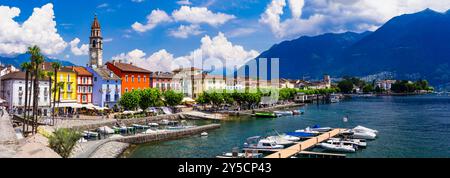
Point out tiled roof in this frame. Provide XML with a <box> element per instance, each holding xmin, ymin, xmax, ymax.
<box><xmin>92</xmin><ymin>67</ymin><xmax>121</xmax><ymax>80</ymax></box>
<box><xmin>172</xmin><ymin>67</ymin><xmax>202</xmax><ymax>73</ymax></box>
<box><xmin>152</xmin><ymin>71</ymin><xmax>173</xmax><ymax>79</ymax></box>
<box><xmin>106</xmin><ymin>62</ymin><xmax>151</xmax><ymax>73</ymax></box>
<box><xmin>72</xmin><ymin>66</ymin><xmax>93</xmax><ymax>76</ymax></box>
<box><xmin>1</xmin><ymin>71</ymin><xmax>48</xmax><ymax>81</ymax></box>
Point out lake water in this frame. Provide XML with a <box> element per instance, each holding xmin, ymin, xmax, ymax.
<box><xmin>126</xmin><ymin>95</ymin><xmax>450</xmax><ymax>158</ymax></box>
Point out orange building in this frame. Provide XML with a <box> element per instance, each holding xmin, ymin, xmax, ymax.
<box><xmin>106</xmin><ymin>60</ymin><xmax>151</xmax><ymax>94</ymax></box>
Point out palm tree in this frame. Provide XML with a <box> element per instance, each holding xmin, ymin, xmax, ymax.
<box><xmin>27</xmin><ymin>45</ymin><xmax>44</xmax><ymax>134</ymax></box>
<box><xmin>20</xmin><ymin>62</ymin><xmax>31</xmax><ymax>135</ymax></box>
<box><xmin>51</xmin><ymin>62</ymin><xmax>61</xmax><ymax>124</ymax></box>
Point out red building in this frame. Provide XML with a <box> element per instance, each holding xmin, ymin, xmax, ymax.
<box><xmin>73</xmin><ymin>66</ymin><xmax>93</xmax><ymax>104</ymax></box>
<box><xmin>106</xmin><ymin>60</ymin><xmax>151</xmax><ymax>94</ymax></box>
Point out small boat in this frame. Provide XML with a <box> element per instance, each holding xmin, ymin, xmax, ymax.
<box><xmin>292</xmin><ymin>109</ymin><xmax>304</xmax><ymax>115</ymax></box>
<box><xmin>201</xmin><ymin>132</ymin><xmax>208</xmax><ymax>137</ymax></box>
<box><xmin>273</xmin><ymin>111</ymin><xmax>293</xmax><ymax>116</ymax></box>
<box><xmin>266</xmin><ymin>136</ymin><xmax>294</xmax><ymax>145</ymax></box>
<box><xmin>319</xmin><ymin>142</ymin><xmax>356</xmax><ymax>153</ymax></box>
<box><xmin>82</xmin><ymin>131</ymin><xmax>99</xmax><ymax>137</ymax></box>
<box><xmin>328</xmin><ymin>138</ymin><xmax>367</xmax><ymax>148</ymax></box>
<box><xmin>342</xmin><ymin>129</ymin><xmax>377</xmax><ymax>140</ymax></box>
<box><xmin>253</xmin><ymin>112</ymin><xmax>277</xmax><ymax>118</ymax></box>
<box><xmin>216</xmin><ymin>152</ymin><xmax>263</xmax><ymax>158</ymax></box>
<box><xmin>286</xmin><ymin>132</ymin><xmax>315</xmax><ymax>138</ymax></box>
<box><xmin>159</xmin><ymin>119</ymin><xmax>170</xmax><ymax>125</ymax></box>
<box><xmin>78</xmin><ymin>137</ymin><xmax>88</xmax><ymax>143</ymax></box>
<box><xmin>295</xmin><ymin>127</ymin><xmax>320</xmax><ymax>134</ymax></box>
<box><xmin>330</xmin><ymin>98</ymin><xmax>340</xmax><ymax>103</ymax></box>
<box><xmin>132</xmin><ymin>124</ymin><xmax>150</xmax><ymax>129</ymax></box>
<box><xmin>143</xmin><ymin>129</ymin><xmax>158</xmax><ymax>134</ymax></box>
<box><xmin>96</xmin><ymin>126</ymin><xmax>115</xmax><ymax>134</ymax></box>
<box><xmin>353</xmin><ymin>125</ymin><xmax>378</xmax><ymax>134</ymax></box>
<box><xmin>310</xmin><ymin>125</ymin><xmax>333</xmax><ymax>132</ymax></box>
<box><xmin>148</xmin><ymin>123</ymin><xmax>159</xmax><ymax>127</ymax></box>
<box><xmin>112</xmin><ymin>126</ymin><xmax>128</xmax><ymax>133</ymax></box>
<box><xmin>243</xmin><ymin>136</ymin><xmax>284</xmax><ymax>149</ymax></box>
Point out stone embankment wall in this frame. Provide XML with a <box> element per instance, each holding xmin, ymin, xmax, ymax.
<box><xmin>116</xmin><ymin>124</ymin><xmax>220</xmax><ymax>144</ymax></box>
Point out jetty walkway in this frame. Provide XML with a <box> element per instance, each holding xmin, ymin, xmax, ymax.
<box><xmin>265</xmin><ymin>128</ymin><xmax>345</xmax><ymax>158</ymax></box>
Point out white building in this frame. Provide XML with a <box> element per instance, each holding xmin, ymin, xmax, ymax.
<box><xmin>1</xmin><ymin>71</ymin><xmax>51</xmax><ymax>116</ymax></box>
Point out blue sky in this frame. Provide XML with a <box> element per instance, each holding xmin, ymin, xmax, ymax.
<box><xmin>1</xmin><ymin>0</ymin><xmax>449</xmax><ymax>71</ymax></box>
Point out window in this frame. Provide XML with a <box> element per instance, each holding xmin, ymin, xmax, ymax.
<box><xmin>60</xmin><ymin>74</ymin><xmax>63</xmax><ymax>81</ymax></box>
<box><xmin>105</xmin><ymin>94</ymin><xmax>110</xmax><ymax>102</ymax></box>
<box><xmin>83</xmin><ymin>77</ymin><xmax>86</xmax><ymax>84</ymax></box>
<box><xmin>19</xmin><ymin>87</ymin><xmax>22</xmax><ymax>91</ymax></box>
<box><xmin>82</xmin><ymin>95</ymin><xmax>86</xmax><ymax>102</ymax></box>
<box><xmin>138</xmin><ymin>75</ymin><xmax>141</xmax><ymax>82</ymax></box>
<box><xmin>83</xmin><ymin>86</ymin><xmax>86</xmax><ymax>93</ymax></box>
<box><xmin>144</xmin><ymin>76</ymin><xmax>146</xmax><ymax>82</ymax></box>
<box><xmin>89</xmin><ymin>86</ymin><xmax>92</xmax><ymax>93</ymax></box>
<box><xmin>125</xmin><ymin>88</ymin><xmax>128</xmax><ymax>93</ymax></box>
<box><xmin>67</xmin><ymin>74</ymin><xmax>70</xmax><ymax>82</ymax></box>
<box><xmin>67</xmin><ymin>84</ymin><xmax>71</xmax><ymax>91</ymax></box>
<box><xmin>19</xmin><ymin>97</ymin><xmax>22</xmax><ymax>105</ymax></box>
<box><xmin>94</xmin><ymin>77</ymin><xmax>97</xmax><ymax>82</ymax></box>
<box><xmin>156</xmin><ymin>83</ymin><xmax>160</xmax><ymax>89</ymax></box>
<box><xmin>132</xmin><ymin>75</ymin><xmax>135</xmax><ymax>82</ymax></box>
<box><xmin>114</xmin><ymin>93</ymin><xmax>119</xmax><ymax>101</ymax></box>
<box><xmin>125</xmin><ymin>75</ymin><xmax>128</xmax><ymax>82</ymax></box>
<box><xmin>78</xmin><ymin>86</ymin><xmax>81</xmax><ymax>92</ymax></box>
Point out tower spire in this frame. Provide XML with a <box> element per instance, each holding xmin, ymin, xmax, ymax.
<box><xmin>89</xmin><ymin>15</ymin><xmax>103</xmax><ymax>68</ymax></box>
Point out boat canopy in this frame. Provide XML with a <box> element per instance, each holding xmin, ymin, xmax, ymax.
<box><xmin>286</xmin><ymin>132</ymin><xmax>315</xmax><ymax>137</ymax></box>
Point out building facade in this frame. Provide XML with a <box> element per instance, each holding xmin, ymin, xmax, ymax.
<box><xmin>1</xmin><ymin>72</ymin><xmax>51</xmax><ymax>115</ymax></box>
<box><xmin>106</xmin><ymin>60</ymin><xmax>151</xmax><ymax>94</ymax></box>
<box><xmin>150</xmin><ymin>71</ymin><xmax>177</xmax><ymax>91</ymax></box>
<box><xmin>73</xmin><ymin>67</ymin><xmax>93</xmax><ymax>104</ymax></box>
<box><xmin>86</xmin><ymin>66</ymin><xmax>121</xmax><ymax>109</ymax></box>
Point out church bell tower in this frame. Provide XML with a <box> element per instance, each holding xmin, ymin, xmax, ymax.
<box><xmin>89</xmin><ymin>15</ymin><xmax>103</xmax><ymax>68</ymax></box>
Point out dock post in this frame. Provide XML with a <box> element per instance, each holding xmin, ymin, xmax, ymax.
<box><xmin>316</xmin><ymin>137</ymin><xmax>319</xmax><ymax>143</ymax></box>
<box><xmin>278</xmin><ymin>153</ymin><xmax>281</xmax><ymax>158</ymax></box>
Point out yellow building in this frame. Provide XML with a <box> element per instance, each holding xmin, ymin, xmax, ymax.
<box><xmin>40</xmin><ymin>63</ymin><xmax>78</xmax><ymax>114</ymax></box>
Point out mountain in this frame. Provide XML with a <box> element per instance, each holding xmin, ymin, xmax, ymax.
<box><xmin>0</xmin><ymin>53</ymin><xmax>75</xmax><ymax>68</ymax></box>
<box><xmin>248</xmin><ymin>9</ymin><xmax>450</xmax><ymax>85</ymax></box>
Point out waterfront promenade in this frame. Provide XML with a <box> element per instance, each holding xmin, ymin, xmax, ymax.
<box><xmin>0</xmin><ymin>109</ymin><xmax>18</xmax><ymax>157</ymax></box>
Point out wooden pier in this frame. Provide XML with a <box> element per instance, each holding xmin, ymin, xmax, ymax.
<box><xmin>265</xmin><ymin>128</ymin><xmax>345</xmax><ymax>158</ymax></box>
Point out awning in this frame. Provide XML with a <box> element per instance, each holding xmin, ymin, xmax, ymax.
<box><xmin>56</xmin><ymin>102</ymin><xmax>83</xmax><ymax>108</ymax></box>
<box><xmin>182</xmin><ymin>97</ymin><xmax>195</xmax><ymax>103</ymax></box>
<box><xmin>81</xmin><ymin>103</ymin><xmax>96</xmax><ymax>109</ymax></box>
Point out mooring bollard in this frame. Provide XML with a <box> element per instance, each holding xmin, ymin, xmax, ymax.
<box><xmin>279</xmin><ymin>153</ymin><xmax>281</xmax><ymax>158</ymax></box>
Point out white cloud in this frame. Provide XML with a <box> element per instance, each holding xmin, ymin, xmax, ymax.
<box><xmin>176</xmin><ymin>0</ymin><xmax>192</xmax><ymax>5</ymax></box>
<box><xmin>132</xmin><ymin>9</ymin><xmax>172</xmax><ymax>32</ymax></box>
<box><xmin>169</xmin><ymin>24</ymin><xmax>203</xmax><ymax>38</ymax></box>
<box><xmin>131</xmin><ymin>0</ymin><xmax>145</xmax><ymax>3</ymax></box>
<box><xmin>104</xmin><ymin>38</ymin><xmax>113</xmax><ymax>42</ymax></box>
<box><xmin>97</xmin><ymin>3</ymin><xmax>109</xmax><ymax>8</ymax></box>
<box><xmin>260</xmin><ymin>0</ymin><xmax>450</xmax><ymax>38</ymax></box>
<box><xmin>112</xmin><ymin>32</ymin><xmax>259</xmax><ymax>72</ymax></box>
<box><xmin>172</xmin><ymin>6</ymin><xmax>236</xmax><ymax>26</ymax></box>
<box><xmin>69</xmin><ymin>38</ymin><xmax>89</xmax><ymax>56</ymax></box>
<box><xmin>0</xmin><ymin>3</ymin><xmax>67</xmax><ymax>56</ymax></box>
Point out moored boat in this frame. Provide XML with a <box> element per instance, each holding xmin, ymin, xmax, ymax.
<box><xmin>96</xmin><ymin>126</ymin><xmax>115</xmax><ymax>134</ymax></box>
<box><xmin>243</xmin><ymin>136</ymin><xmax>284</xmax><ymax>149</ymax></box>
<box><xmin>319</xmin><ymin>142</ymin><xmax>356</xmax><ymax>153</ymax></box>
<box><xmin>253</xmin><ymin>112</ymin><xmax>277</xmax><ymax>118</ymax></box>
<box><xmin>327</xmin><ymin>138</ymin><xmax>367</xmax><ymax>148</ymax></box>
<box><xmin>273</xmin><ymin>111</ymin><xmax>293</xmax><ymax>116</ymax></box>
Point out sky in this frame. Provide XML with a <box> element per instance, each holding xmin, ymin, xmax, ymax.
<box><xmin>1</xmin><ymin>0</ymin><xmax>450</xmax><ymax>72</ymax></box>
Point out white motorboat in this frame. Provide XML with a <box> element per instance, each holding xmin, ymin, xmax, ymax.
<box><xmin>319</xmin><ymin>142</ymin><xmax>356</xmax><ymax>153</ymax></box>
<box><xmin>310</xmin><ymin>125</ymin><xmax>333</xmax><ymax>132</ymax></box>
<box><xmin>280</xmin><ymin>134</ymin><xmax>300</xmax><ymax>142</ymax></box>
<box><xmin>243</xmin><ymin>136</ymin><xmax>284</xmax><ymax>149</ymax></box>
<box><xmin>148</xmin><ymin>123</ymin><xmax>159</xmax><ymax>127</ymax></box>
<box><xmin>266</xmin><ymin>136</ymin><xmax>294</xmax><ymax>146</ymax></box>
<box><xmin>273</xmin><ymin>111</ymin><xmax>293</xmax><ymax>116</ymax></box>
<box><xmin>201</xmin><ymin>132</ymin><xmax>208</xmax><ymax>136</ymax></box>
<box><xmin>216</xmin><ymin>152</ymin><xmax>263</xmax><ymax>158</ymax></box>
<box><xmin>96</xmin><ymin>126</ymin><xmax>115</xmax><ymax>134</ymax></box>
<box><xmin>143</xmin><ymin>129</ymin><xmax>158</xmax><ymax>134</ymax></box>
<box><xmin>327</xmin><ymin>138</ymin><xmax>367</xmax><ymax>148</ymax></box>
<box><xmin>82</xmin><ymin>131</ymin><xmax>99</xmax><ymax>137</ymax></box>
<box><xmin>353</xmin><ymin>125</ymin><xmax>378</xmax><ymax>134</ymax></box>
<box><xmin>295</xmin><ymin>127</ymin><xmax>320</xmax><ymax>134</ymax></box>
<box><xmin>159</xmin><ymin>119</ymin><xmax>170</xmax><ymax>125</ymax></box>
<box><xmin>342</xmin><ymin>129</ymin><xmax>377</xmax><ymax>140</ymax></box>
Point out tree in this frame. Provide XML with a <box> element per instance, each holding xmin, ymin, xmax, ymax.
<box><xmin>20</xmin><ymin>62</ymin><xmax>32</xmax><ymax>134</ymax></box>
<box><xmin>363</xmin><ymin>84</ymin><xmax>374</xmax><ymax>93</ymax></box>
<box><xmin>338</xmin><ymin>80</ymin><xmax>354</xmax><ymax>93</ymax></box>
<box><xmin>48</xmin><ymin>128</ymin><xmax>82</xmax><ymax>158</ymax></box>
<box><xmin>51</xmin><ymin>62</ymin><xmax>61</xmax><ymax>125</ymax></box>
<box><xmin>119</xmin><ymin>91</ymin><xmax>140</xmax><ymax>110</ymax></box>
<box><xmin>139</xmin><ymin>88</ymin><xmax>163</xmax><ymax>111</ymax></box>
<box><xmin>27</xmin><ymin>46</ymin><xmax>45</xmax><ymax>134</ymax></box>
<box><xmin>207</xmin><ymin>91</ymin><xmax>224</xmax><ymax>109</ymax></box>
<box><xmin>163</xmin><ymin>90</ymin><xmax>183</xmax><ymax>108</ymax></box>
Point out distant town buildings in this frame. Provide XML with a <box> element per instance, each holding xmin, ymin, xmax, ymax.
<box><xmin>86</xmin><ymin>66</ymin><xmax>121</xmax><ymax>109</ymax></box>
<box><xmin>376</xmin><ymin>80</ymin><xmax>396</xmax><ymax>91</ymax></box>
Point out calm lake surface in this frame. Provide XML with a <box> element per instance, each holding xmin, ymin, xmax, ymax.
<box><xmin>126</xmin><ymin>95</ymin><xmax>450</xmax><ymax>158</ymax></box>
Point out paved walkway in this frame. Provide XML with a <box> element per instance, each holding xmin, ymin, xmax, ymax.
<box><xmin>0</xmin><ymin>109</ymin><xmax>18</xmax><ymax>157</ymax></box>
